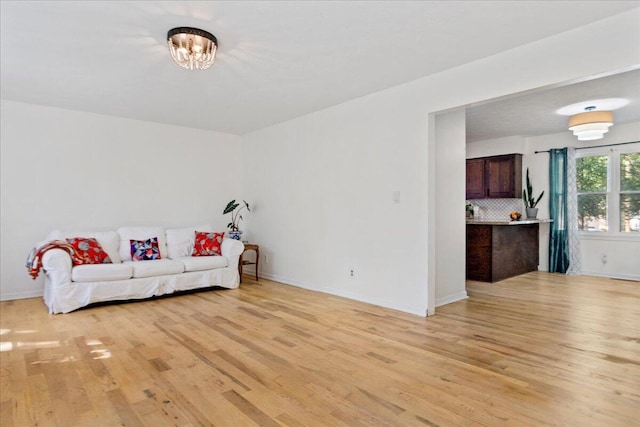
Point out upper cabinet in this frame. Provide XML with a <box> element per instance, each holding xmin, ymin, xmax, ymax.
<box><xmin>466</xmin><ymin>154</ymin><xmax>522</xmax><ymax>199</ymax></box>
<box><xmin>465</xmin><ymin>158</ymin><xmax>486</xmax><ymax>199</ymax></box>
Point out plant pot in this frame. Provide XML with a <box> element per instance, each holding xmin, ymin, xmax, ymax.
<box><xmin>525</xmin><ymin>207</ymin><xmax>538</xmax><ymax>219</ymax></box>
<box><xmin>228</xmin><ymin>230</ymin><xmax>243</xmax><ymax>240</ymax></box>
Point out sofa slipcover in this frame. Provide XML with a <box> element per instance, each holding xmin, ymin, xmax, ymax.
<box><xmin>40</xmin><ymin>224</ymin><xmax>243</xmax><ymax>313</ymax></box>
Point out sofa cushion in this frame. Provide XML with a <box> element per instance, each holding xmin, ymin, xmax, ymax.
<box><xmin>192</xmin><ymin>231</ymin><xmax>225</xmax><ymax>256</ymax></box>
<box><xmin>165</xmin><ymin>224</ymin><xmax>211</xmax><ymax>259</ymax></box>
<box><xmin>66</xmin><ymin>237</ymin><xmax>112</xmax><ymax>266</ymax></box>
<box><xmin>124</xmin><ymin>259</ymin><xmax>184</xmax><ymax>278</ymax></box>
<box><xmin>118</xmin><ymin>227</ymin><xmax>168</xmax><ymax>261</ymax></box>
<box><xmin>48</xmin><ymin>230</ymin><xmax>121</xmax><ymax>263</ymax></box>
<box><xmin>71</xmin><ymin>263</ymin><xmax>133</xmax><ymax>282</ymax></box>
<box><xmin>179</xmin><ymin>256</ymin><xmax>228</xmax><ymax>272</ymax></box>
<box><xmin>130</xmin><ymin>237</ymin><xmax>162</xmax><ymax>261</ymax></box>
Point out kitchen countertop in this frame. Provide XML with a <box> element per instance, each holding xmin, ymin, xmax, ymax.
<box><xmin>466</xmin><ymin>219</ymin><xmax>553</xmax><ymax>225</ymax></box>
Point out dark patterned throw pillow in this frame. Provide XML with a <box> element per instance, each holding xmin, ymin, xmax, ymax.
<box><xmin>130</xmin><ymin>237</ymin><xmax>162</xmax><ymax>261</ymax></box>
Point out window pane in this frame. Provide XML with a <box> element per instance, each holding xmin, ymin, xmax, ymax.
<box><xmin>620</xmin><ymin>152</ymin><xmax>640</xmax><ymax>191</ymax></box>
<box><xmin>576</xmin><ymin>156</ymin><xmax>607</xmax><ymax>192</ymax></box>
<box><xmin>620</xmin><ymin>193</ymin><xmax>640</xmax><ymax>232</ymax></box>
<box><xmin>578</xmin><ymin>194</ymin><xmax>607</xmax><ymax>231</ymax></box>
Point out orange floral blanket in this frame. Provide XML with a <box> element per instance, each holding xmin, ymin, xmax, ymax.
<box><xmin>26</xmin><ymin>240</ymin><xmax>78</xmax><ymax>280</ymax></box>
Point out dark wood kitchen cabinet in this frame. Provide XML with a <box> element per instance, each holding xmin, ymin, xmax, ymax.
<box><xmin>466</xmin><ymin>223</ymin><xmax>539</xmax><ymax>282</ymax></box>
<box><xmin>466</xmin><ymin>154</ymin><xmax>522</xmax><ymax>199</ymax></box>
<box><xmin>465</xmin><ymin>158</ymin><xmax>485</xmax><ymax>199</ymax></box>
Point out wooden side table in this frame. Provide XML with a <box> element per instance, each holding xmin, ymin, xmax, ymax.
<box><xmin>239</xmin><ymin>243</ymin><xmax>259</xmax><ymax>283</ymax></box>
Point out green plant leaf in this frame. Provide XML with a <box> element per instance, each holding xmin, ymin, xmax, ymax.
<box><xmin>223</xmin><ymin>200</ymin><xmax>239</xmax><ymax>215</ymax></box>
<box><xmin>522</xmin><ymin>168</ymin><xmax>544</xmax><ymax>208</ymax></box>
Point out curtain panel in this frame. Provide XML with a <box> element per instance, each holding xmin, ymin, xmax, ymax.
<box><xmin>566</xmin><ymin>147</ymin><xmax>581</xmax><ymax>274</ymax></box>
<box><xmin>549</xmin><ymin>148</ymin><xmax>570</xmax><ymax>273</ymax></box>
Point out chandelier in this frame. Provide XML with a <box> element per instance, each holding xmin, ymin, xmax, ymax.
<box><xmin>568</xmin><ymin>106</ymin><xmax>613</xmax><ymax>141</ymax></box>
<box><xmin>167</xmin><ymin>27</ymin><xmax>218</xmax><ymax>70</ymax></box>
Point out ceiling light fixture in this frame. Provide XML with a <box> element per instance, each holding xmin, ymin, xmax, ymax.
<box><xmin>167</xmin><ymin>27</ymin><xmax>217</xmax><ymax>70</ymax></box>
<box><xmin>568</xmin><ymin>106</ymin><xmax>613</xmax><ymax>141</ymax></box>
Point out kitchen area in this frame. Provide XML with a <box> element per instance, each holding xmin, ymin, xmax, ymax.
<box><xmin>465</xmin><ymin>153</ymin><xmax>552</xmax><ymax>282</ymax></box>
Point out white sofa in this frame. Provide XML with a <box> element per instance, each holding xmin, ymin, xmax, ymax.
<box><xmin>40</xmin><ymin>225</ymin><xmax>244</xmax><ymax>314</ymax></box>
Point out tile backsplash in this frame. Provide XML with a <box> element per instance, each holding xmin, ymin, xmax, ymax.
<box><xmin>467</xmin><ymin>198</ymin><xmax>525</xmax><ymax>221</ymax></box>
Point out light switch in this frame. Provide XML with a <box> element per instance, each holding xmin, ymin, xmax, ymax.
<box><xmin>393</xmin><ymin>191</ymin><xmax>401</xmax><ymax>204</ymax></box>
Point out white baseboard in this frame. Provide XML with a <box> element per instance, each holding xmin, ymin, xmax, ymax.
<box><xmin>257</xmin><ymin>271</ymin><xmax>428</xmax><ymax>317</ymax></box>
<box><xmin>435</xmin><ymin>291</ymin><xmax>468</xmax><ymax>307</ymax></box>
<box><xmin>0</xmin><ymin>289</ymin><xmax>43</xmax><ymax>301</ymax></box>
<box><xmin>579</xmin><ymin>271</ymin><xmax>640</xmax><ymax>281</ymax></box>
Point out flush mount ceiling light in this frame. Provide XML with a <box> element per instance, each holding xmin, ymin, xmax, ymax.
<box><xmin>167</xmin><ymin>27</ymin><xmax>217</xmax><ymax>70</ymax></box>
<box><xmin>568</xmin><ymin>106</ymin><xmax>613</xmax><ymax>141</ymax></box>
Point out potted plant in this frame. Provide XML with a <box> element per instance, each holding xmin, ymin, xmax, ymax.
<box><xmin>465</xmin><ymin>201</ymin><xmax>474</xmax><ymax>218</ymax></box>
<box><xmin>522</xmin><ymin>168</ymin><xmax>544</xmax><ymax>219</ymax></box>
<box><xmin>223</xmin><ymin>199</ymin><xmax>250</xmax><ymax>240</ymax></box>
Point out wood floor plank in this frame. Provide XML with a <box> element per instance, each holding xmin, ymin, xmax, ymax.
<box><xmin>106</xmin><ymin>388</ymin><xmax>145</xmax><ymax>427</ymax></box>
<box><xmin>0</xmin><ymin>399</ymin><xmax>14</xmax><ymax>427</ymax></box>
<box><xmin>1</xmin><ymin>272</ymin><xmax>639</xmax><ymax>426</ymax></box>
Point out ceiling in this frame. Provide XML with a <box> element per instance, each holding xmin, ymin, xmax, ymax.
<box><xmin>1</xmin><ymin>1</ymin><xmax>639</xmax><ymax>136</ymax></box>
<box><xmin>465</xmin><ymin>68</ymin><xmax>640</xmax><ymax>143</ymax></box>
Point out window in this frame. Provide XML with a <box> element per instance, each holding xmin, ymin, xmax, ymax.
<box><xmin>576</xmin><ymin>146</ymin><xmax>640</xmax><ymax>234</ymax></box>
<box><xmin>620</xmin><ymin>152</ymin><xmax>640</xmax><ymax>232</ymax></box>
<box><xmin>576</xmin><ymin>155</ymin><xmax>608</xmax><ymax>231</ymax></box>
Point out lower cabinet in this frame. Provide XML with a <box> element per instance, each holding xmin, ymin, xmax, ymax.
<box><xmin>466</xmin><ymin>224</ymin><xmax>539</xmax><ymax>282</ymax></box>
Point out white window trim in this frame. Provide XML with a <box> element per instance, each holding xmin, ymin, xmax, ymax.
<box><xmin>576</xmin><ymin>143</ymin><xmax>640</xmax><ymax>238</ymax></box>
<box><xmin>579</xmin><ymin>233</ymin><xmax>639</xmax><ymax>242</ymax></box>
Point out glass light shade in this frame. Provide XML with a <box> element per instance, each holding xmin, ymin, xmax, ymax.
<box><xmin>167</xmin><ymin>27</ymin><xmax>217</xmax><ymax>70</ymax></box>
<box><xmin>568</xmin><ymin>110</ymin><xmax>613</xmax><ymax>141</ymax></box>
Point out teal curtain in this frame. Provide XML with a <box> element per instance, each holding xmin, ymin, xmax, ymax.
<box><xmin>549</xmin><ymin>148</ymin><xmax>570</xmax><ymax>273</ymax></box>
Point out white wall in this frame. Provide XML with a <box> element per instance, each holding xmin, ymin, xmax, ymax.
<box><xmin>241</xmin><ymin>10</ymin><xmax>640</xmax><ymax>315</ymax></box>
<box><xmin>240</xmin><ymin>93</ymin><xmax>430</xmax><ymax>315</ymax></box>
<box><xmin>468</xmin><ymin>121</ymin><xmax>640</xmax><ymax>279</ymax></box>
<box><xmin>435</xmin><ymin>110</ymin><xmax>468</xmax><ymax>306</ymax></box>
<box><xmin>581</xmin><ymin>237</ymin><xmax>640</xmax><ymax>280</ymax></box>
<box><xmin>466</xmin><ymin>135</ymin><xmax>526</xmax><ymax>158</ymax></box>
<box><xmin>0</xmin><ymin>100</ymin><xmax>242</xmax><ymax>301</ymax></box>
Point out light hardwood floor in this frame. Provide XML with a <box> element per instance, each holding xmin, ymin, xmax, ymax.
<box><xmin>1</xmin><ymin>272</ymin><xmax>638</xmax><ymax>426</ymax></box>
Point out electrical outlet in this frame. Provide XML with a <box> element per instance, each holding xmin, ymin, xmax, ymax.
<box><xmin>265</xmin><ymin>254</ymin><xmax>269</xmax><ymax>263</ymax></box>
<box><xmin>392</xmin><ymin>191</ymin><xmax>401</xmax><ymax>204</ymax></box>
<box><xmin>601</xmin><ymin>254</ymin><xmax>607</xmax><ymax>264</ymax></box>
<box><xmin>349</xmin><ymin>268</ymin><xmax>355</xmax><ymax>277</ymax></box>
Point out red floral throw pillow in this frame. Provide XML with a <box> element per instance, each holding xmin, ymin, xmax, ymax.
<box><xmin>130</xmin><ymin>237</ymin><xmax>162</xmax><ymax>261</ymax></box>
<box><xmin>66</xmin><ymin>237</ymin><xmax>112</xmax><ymax>266</ymax></box>
<box><xmin>192</xmin><ymin>231</ymin><xmax>224</xmax><ymax>256</ymax></box>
